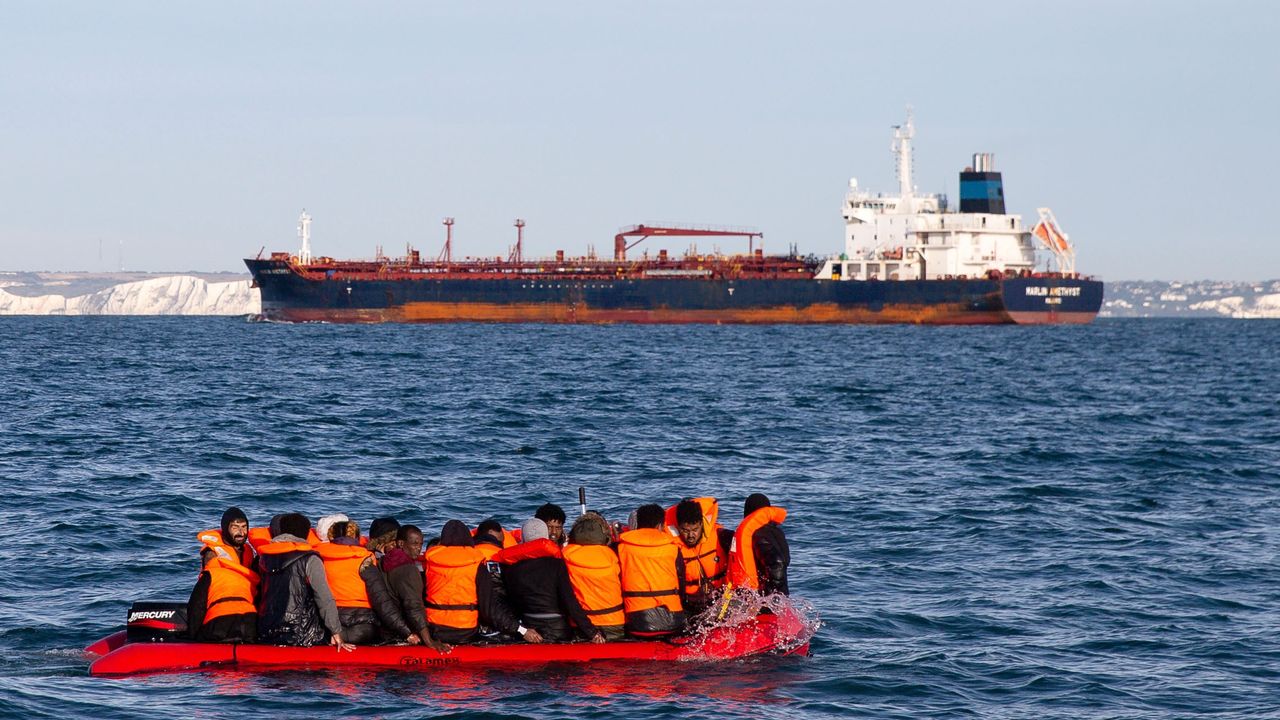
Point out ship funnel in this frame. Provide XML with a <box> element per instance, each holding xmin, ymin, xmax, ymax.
<box><xmin>959</xmin><ymin>153</ymin><xmax>1005</xmax><ymax>215</ymax></box>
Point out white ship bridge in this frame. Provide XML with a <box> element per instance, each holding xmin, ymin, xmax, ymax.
<box><xmin>818</xmin><ymin>112</ymin><xmax>1075</xmax><ymax>282</ymax></box>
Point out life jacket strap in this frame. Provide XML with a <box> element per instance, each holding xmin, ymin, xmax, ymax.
<box><xmin>622</xmin><ymin>588</ymin><xmax>679</xmax><ymax>598</ymax></box>
<box><xmin>425</xmin><ymin>601</ymin><xmax>479</xmax><ymax>611</ymax></box>
<box><xmin>208</xmin><ymin>596</ymin><xmax>253</xmax><ymax>608</ymax></box>
<box><xmin>584</xmin><ymin>603</ymin><xmax>625</xmax><ymax>616</ymax></box>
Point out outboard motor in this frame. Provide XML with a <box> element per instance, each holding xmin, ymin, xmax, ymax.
<box><xmin>125</xmin><ymin>601</ymin><xmax>188</xmax><ymax>643</ymax></box>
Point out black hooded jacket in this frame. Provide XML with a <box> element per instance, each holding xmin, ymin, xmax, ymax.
<box><xmin>751</xmin><ymin>523</ymin><xmax>790</xmax><ymax>596</ymax></box>
<box><xmin>332</xmin><ymin>552</ymin><xmax>415</xmax><ymax>641</ymax></box>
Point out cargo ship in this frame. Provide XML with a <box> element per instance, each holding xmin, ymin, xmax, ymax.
<box><xmin>246</xmin><ymin>113</ymin><xmax>1102</xmax><ymax>324</ymax></box>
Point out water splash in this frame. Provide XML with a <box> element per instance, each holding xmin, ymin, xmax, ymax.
<box><xmin>683</xmin><ymin>589</ymin><xmax>821</xmax><ymax>657</ymax></box>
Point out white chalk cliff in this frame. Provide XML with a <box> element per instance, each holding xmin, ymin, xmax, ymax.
<box><xmin>1188</xmin><ymin>293</ymin><xmax>1280</xmax><ymax>319</ymax></box>
<box><xmin>0</xmin><ymin>276</ymin><xmax>260</xmax><ymax>316</ymax></box>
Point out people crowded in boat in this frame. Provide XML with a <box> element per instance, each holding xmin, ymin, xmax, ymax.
<box><xmin>187</xmin><ymin>495</ymin><xmax>790</xmax><ymax>652</ymax></box>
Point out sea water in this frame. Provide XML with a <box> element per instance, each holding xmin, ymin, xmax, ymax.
<box><xmin>0</xmin><ymin>317</ymin><xmax>1277</xmax><ymax>718</ymax></box>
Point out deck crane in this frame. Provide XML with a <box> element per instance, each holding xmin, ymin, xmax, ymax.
<box><xmin>613</xmin><ymin>224</ymin><xmax>764</xmax><ymax>261</ymax></box>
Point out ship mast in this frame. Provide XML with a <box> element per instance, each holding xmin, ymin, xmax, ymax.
<box><xmin>511</xmin><ymin>218</ymin><xmax>525</xmax><ymax>263</ymax></box>
<box><xmin>893</xmin><ymin>108</ymin><xmax>915</xmax><ymax>212</ymax></box>
<box><xmin>297</xmin><ymin>210</ymin><xmax>312</xmax><ymax>264</ymax></box>
<box><xmin>440</xmin><ymin>217</ymin><xmax>454</xmax><ymax>263</ymax></box>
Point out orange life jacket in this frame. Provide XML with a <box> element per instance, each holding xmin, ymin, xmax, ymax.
<box><xmin>306</xmin><ymin>528</ymin><xmax>322</xmax><ymax>546</ymax></box>
<box><xmin>562</xmin><ymin>543</ymin><xmax>625</xmax><ymax>627</ymax></box>
<box><xmin>247</xmin><ymin>527</ymin><xmax>273</xmax><ymax>551</ymax></box>
<box><xmin>257</xmin><ymin>540</ymin><xmax>316</xmax><ymax>556</ymax></box>
<box><xmin>314</xmin><ymin>542</ymin><xmax>373</xmax><ymax>609</ymax></box>
<box><xmin>494</xmin><ymin>538</ymin><xmax>562</xmax><ymax>565</ymax></box>
<box><xmin>663</xmin><ymin>496</ymin><xmax>719</xmax><ymax>531</ymax></box>
<box><xmin>197</xmin><ymin>529</ymin><xmax>255</xmax><ymax>567</ymax></box>
<box><xmin>203</xmin><ymin>557</ymin><xmax>259</xmax><ymax>623</ymax></box>
<box><xmin>424</xmin><ymin>545</ymin><xmax>485</xmax><ymax>630</ymax></box>
<box><xmin>664</xmin><ymin>498</ymin><xmax>729</xmax><ymax>596</ymax></box>
<box><xmin>729</xmin><ymin>506</ymin><xmax>787</xmax><ymax>590</ymax></box>
<box><xmin>617</xmin><ymin>528</ymin><xmax>682</xmax><ymax>615</ymax></box>
<box><xmin>476</xmin><ymin>542</ymin><xmax>502</xmax><ymax>561</ymax></box>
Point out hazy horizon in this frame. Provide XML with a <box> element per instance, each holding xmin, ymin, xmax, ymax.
<box><xmin>2</xmin><ymin>1</ymin><xmax>1277</xmax><ymax>281</ymax></box>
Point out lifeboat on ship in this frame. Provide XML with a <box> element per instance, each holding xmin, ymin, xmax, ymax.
<box><xmin>85</xmin><ymin>601</ymin><xmax>812</xmax><ymax>677</ymax></box>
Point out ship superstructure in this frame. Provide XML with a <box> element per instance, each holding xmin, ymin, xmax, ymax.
<box><xmin>817</xmin><ymin>110</ymin><xmax>1076</xmax><ymax>282</ymax></box>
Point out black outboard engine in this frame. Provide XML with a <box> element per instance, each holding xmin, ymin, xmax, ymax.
<box><xmin>125</xmin><ymin>601</ymin><xmax>188</xmax><ymax>643</ymax></box>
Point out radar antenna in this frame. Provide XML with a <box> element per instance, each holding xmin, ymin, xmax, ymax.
<box><xmin>892</xmin><ymin>107</ymin><xmax>915</xmax><ymax>211</ymax></box>
<box><xmin>297</xmin><ymin>210</ymin><xmax>313</xmax><ymax>264</ymax></box>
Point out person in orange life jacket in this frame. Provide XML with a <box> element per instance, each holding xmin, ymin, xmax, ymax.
<box><xmin>618</xmin><ymin>503</ymin><xmax>686</xmax><ymax>637</ymax></box>
<box><xmin>256</xmin><ymin>512</ymin><xmax>353</xmax><ymax>650</ymax></box>
<box><xmin>377</xmin><ymin>523</ymin><xmax>450</xmax><ymax>653</ymax></box>
<box><xmin>187</xmin><ymin>507</ymin><xmax>259</xmax><ymax>642</ymax></box>
<box><xmin>198</xmin><ymin>506</ymin><xmax>255</xmax><ymax>569</ymax></box>
<box><xmin>424</xmin><ymin>519</ymin><xmax>542</xmax><ymax>645</ymax></box>
<box><xmin>496</xmin><ymin>518</ymin><xmax>606</xmax><ymax>644</ymax></box>
<box><xmin>563</xmin><ymin>512</ymin><xmax>627</xmax><ymax>641</ymax></box>
<box><xmin>474</xmin><ymin>518</ymin><xmax>507</xmax><ymax>560</ymax></box>
<box><xmin>672</xmin><ymin>499</ymin><xmax>735</xmax><ymax>617</ymax></box>
<box><xmin>315</xmin><ymin>514</ymin><xmax>347</xmax><ymax>544</ymax></box>
<box><xmin>315</xmin><ymin>520</ymin><xmax>418</xmax><ymax>646</ymax></box>
<box><xmin>535</xmin><ymin>503</ymin><xmax>567</xmax><ymax>546</ymax></box>
<box><xmin>730</xmin><ymin>493</ymin><xmax>790</xmax><ymax>596</ymax></box>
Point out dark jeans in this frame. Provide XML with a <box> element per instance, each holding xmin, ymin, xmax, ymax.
<box><xmin>524</xmin><ymin>615</ymin><xmax>572</xmax><ymax>642</ymax></box>
<box><xmin>624</xmin><ymin>607</ymin><xmax>686</xmax><ymax>638</ymax></box>
<box><xmin>429</xmin><ymin>623</ymin><xmax>478</xmax><ymax>645</ymax></box>
<box><xmin>195</xmin><ymin>613</ymin><xmax>257</xmax><ymax>643</ymax></box>
<box><xmin>340</xmin><ymin>621</ymin><xmax>382</xmax><ymax>645</ymax></box>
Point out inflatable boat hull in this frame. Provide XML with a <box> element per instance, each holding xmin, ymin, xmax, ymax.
<box><xmin>88</xmin><ymin>613</ymin><xmax>807</xmax><ymax>676</ymax></box>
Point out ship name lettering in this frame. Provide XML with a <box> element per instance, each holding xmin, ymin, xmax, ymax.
<box><xmin>1025</xmin><ymin>286</ymin><xmax>1081</xmax><ymax>297</ymax></box>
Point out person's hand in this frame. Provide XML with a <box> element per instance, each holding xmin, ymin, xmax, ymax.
<box><xmin>590</xmin><ymin>632</ymin><xmax>606</xmax><ymax>644</ymax></box>
<box><xmin>420</xmin><ymin>630</ymin><xmax>452</xmax><ymax>654</ymax></box>
<box><xmin>521</xmin><ymin>627</ymin><xmax>543</xmax><ymax>644</ymax></box>
<box><xmin>330</xmin><ymin>633</ymin><xmax>355</xmax><ymax>652</ymax></box>
<box><xmin>405</xmin><ymin>634</ymin><xmax>421</xmax><ymax>645</ymax></box>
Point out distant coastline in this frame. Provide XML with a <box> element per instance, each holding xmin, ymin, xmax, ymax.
<box><xmin>1</xmin><ymin>271</ymin><xmax>1277</xmax><ymax>318</ymax></box>
<box><xmin>1100</xmin><ymin>280</ymin><xmax>1280</xmax><ymax>319</ymax></box>
<box><xmin>0</xmin><ymin>271</ymin><xmax>258</xmax><ymax>316</ymax></box>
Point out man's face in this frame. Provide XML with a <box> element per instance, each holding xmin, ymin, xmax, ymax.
<box><xmin>677</xmin><ymin>521</ymin><xmax>703</xmax><ymax>548</ymax></box>
<box><xmin>545</xmin><ymin>519</ymin><xmax>564</xmax><ymax>544</ymax></box>
<box><xmin>401</xmin><ymin>531</ymin><xmax>424</xmax><ymax>558</ymax></box>
<box><xmin>226</xmin><ymin>519</ymin><xmax>249</xmax><ymax>548</ymax></box>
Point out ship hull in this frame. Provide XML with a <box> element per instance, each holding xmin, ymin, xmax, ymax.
<box><xmin>246</xmin><ymin>259</ymin><xmax>1102</xmax><ymax>325</ymax></box>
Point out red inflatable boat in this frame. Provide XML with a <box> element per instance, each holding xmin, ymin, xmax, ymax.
<box><xmin>87</xmin><ymin>611</ymin><xmax>810</xmax><ymax>677</ymax></box>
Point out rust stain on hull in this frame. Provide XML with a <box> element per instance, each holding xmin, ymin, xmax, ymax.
<box><xmin>1005</xmin><ymin>311</ymin><xmax>1097</xmax><ymax>325</ymax></box>
<box><xmin>265</xmin><ymin>302</ymin><xmax>1016</xmax><ymax>325</ymax></box>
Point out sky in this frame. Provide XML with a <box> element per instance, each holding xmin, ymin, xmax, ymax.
<box><xmin>1</xmin><ymin>1</ymin><xmax>1277</xmax><ymax>281</ymax></box>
